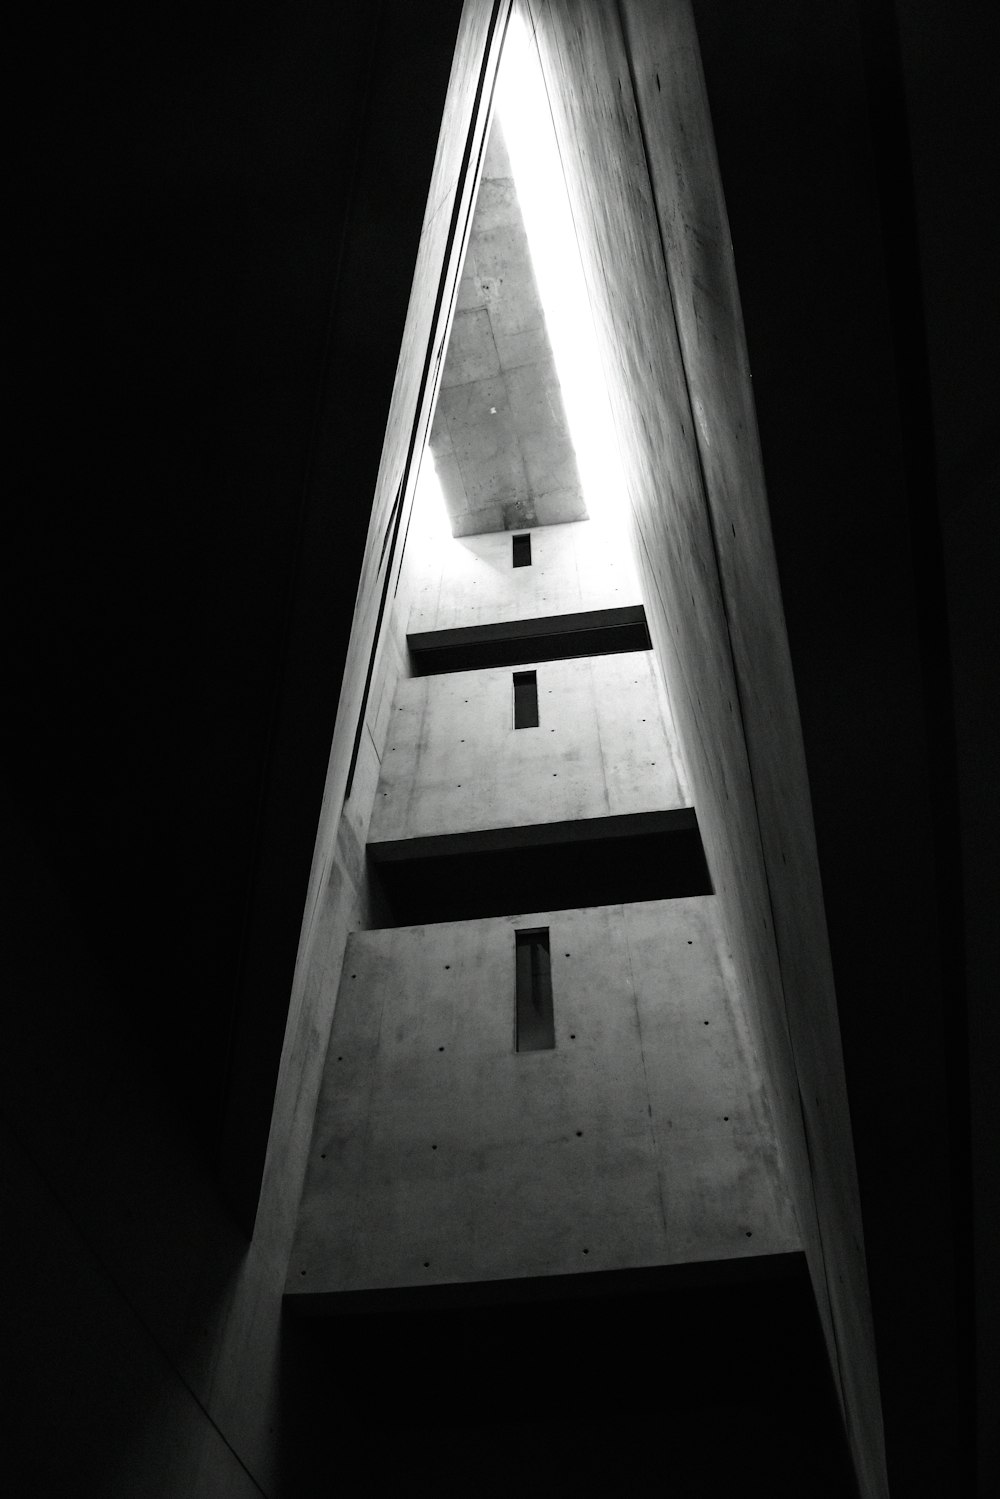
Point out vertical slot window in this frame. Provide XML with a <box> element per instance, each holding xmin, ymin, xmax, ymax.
<box><xmin>512</xmin><ymin>670</ymin><xmax>539</xmax><ymax>729</ymax></box>
<box><xmin>515</xmin><ymin>929</ymin><xmax>554</xmax><ymax>1051</ymax></box>
<box><xmin>512</xmin><ymin>532</ymin><xmax>532</xmax><ymax>567</ymax></box>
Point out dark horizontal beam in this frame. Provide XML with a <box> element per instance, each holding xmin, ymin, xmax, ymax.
<box><xmin>370</xmin><ymin>807</ymin><xmax>696</xmax><ymax>862</ymax></box>
<box><xmin>286</xmin><ymin>1249</ymin><xmax>808</xmax><ymax>1317</ymax></box>
<box><xmin>408</xmin><ymin>604</ymin><xmax>651</xmax><ymax>674</ymax></box>
<box><xmin>368</xmin><ymin>808</ymin><xmax>710</xmax><ymax>924</ymax></box>
<box><xmin>282</xmin><ymin>1250</ymin><xmax>855</xmax><ymax>1495</ymax></box>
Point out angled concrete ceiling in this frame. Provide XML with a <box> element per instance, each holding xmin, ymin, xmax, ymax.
<box><xmin>430</xmin><ymin>119</ymin><xmax>588</xmax><ymax>535</ymax></box>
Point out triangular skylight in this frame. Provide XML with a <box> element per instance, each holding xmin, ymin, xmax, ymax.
<box><xmin>426</xmin><ymin>14</ymin><xmax>625</xmax><ymax>539</ymax></box>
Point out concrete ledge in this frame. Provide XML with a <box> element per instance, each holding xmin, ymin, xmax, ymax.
<box><xmin>408</xmin><ymin>603</ymin><xmax>650</xmax><ymax>672</ymax></box>
<box><xmin>285</xmin><ymin>1248</ymin><xmax>808</xmax><ymax>1315</ymax></box>
<box><xmin>368</xmin><ymin>808</ymin><xmax>710</xmax><ymax>922</ymax></box>
<box><xmin>281</xmin><ymin>1247</ymin><xmax>855</xmax><ymax>1492</ymax></box>
<box><xmin>369</xmin><ymin>806</ymin><xmax>696</xmax><ymax>860</ymax></box>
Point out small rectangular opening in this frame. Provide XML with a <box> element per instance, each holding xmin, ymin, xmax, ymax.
<box><xmin>512</xmin><ymin>670</ymin><xmax>539</xmax><ymax>729</ymax></box>
<box><xmin>515</xmin><ymin>929</ymin><xmax>554</xmax><ymax>1052</ymax></box>
<box><xmin>512</xmin><ymin>533</ymin><xmax>532</xmax><ymax>567</ymax></box>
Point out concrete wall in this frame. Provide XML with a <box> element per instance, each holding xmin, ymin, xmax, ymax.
<box><xmin>406</xmin><ymin>517</ymin><xmax>641</xmax><ymax>635</ymax></box>
<box><xmin>289</xmin><ymin>896</ymin><xmax>798</xmax><ymax>1296</ymax></box>
<box><xmin>370</xmin><ymin>649</ymin><xmax>687</xmax><ymax>841</ymax></box>
<box><xmin>430</xmin><ymin>119</ymin><xmax>588</xmax><ymax>533</ymax></box>
<box><xmin>526</xmin><ymin>3</ymin><xmax>885</xmax><ymax>1492</ymax></box>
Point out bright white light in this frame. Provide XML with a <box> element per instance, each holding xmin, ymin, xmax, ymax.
<box><xmin>495</xmin><ymin>14</ymin><xmax>626</xmax><ymax>531</ymax></box>
<box><xmin>412</xmin><ymin>444</ymin><xmax>450</xmax><ymax>543</ymax></box>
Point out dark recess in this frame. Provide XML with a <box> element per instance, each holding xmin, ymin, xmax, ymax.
<box><xmin>409</xmin><ymin>605</ymin><xmax>651</xmax><ymax>674</ymax></box>
<box><xmin>513</xmin><ymin>669</ymin><xmax>540</xmax><ymax>728</ymax></box>
<box><xmin>368</xmin><ymin>810</ymin><xmax>711</xmax><ymax>925</ymax></box>
<box><xmin>515</xmin><ymin>926</ymin><xmax>555</xmax><ymax>1051</ymax></box>
<box><xmin>282</xmin><ymin>1253</ymin><xmax>857</xmax><ymax>1497</ymax></box>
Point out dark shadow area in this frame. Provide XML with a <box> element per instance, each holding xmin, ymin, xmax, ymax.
<box><xmin>9</xmin><ymin>0</ymin><xmax>469</xmax><ymax>1224</ymax></box>
<box><xmin>3</xmin><ymin>786</ymin><xmax>253</xmax><ymax>1499</ymax></box>
<box><xmin>408</xmin><ymin>606</ymin><xmax>651</xmax><ymax>674</ymax></box>
<box><xmin>690</xmin><ymin>3</ymin><xmax>996</xmax><ymax>1490</ymax></box>
<box><xmin>281</xmin><ymin>1253</ymin><xmax>857</xmax><ymax>1497</ymax></box>
<box><xmin>368</xmin><ymin>810</ymin><xmax>711</xmax><ymax>925</ymax></box>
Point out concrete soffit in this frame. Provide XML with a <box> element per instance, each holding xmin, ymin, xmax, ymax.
<box><xmin>430</xmin><ymin>111</ymin><xmax>590</xmax><ymax>535</ymax></box>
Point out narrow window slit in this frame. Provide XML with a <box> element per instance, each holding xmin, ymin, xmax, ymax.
<box><xmin>512</xmin><ymin>532</ymin><xmax>532</xmax><ymax>567</ymax></box>
<box><xmin>513</xmin><ymin>670</ymin><xmax>539</xmax><ymax>729</ymax></box>
<box><xmin>515</xmin><ymin>929</ymin><xmax>554</xmax><ymax>1051</ymax></box>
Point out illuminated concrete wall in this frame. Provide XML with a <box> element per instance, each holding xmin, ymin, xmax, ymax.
<box><xmin>370</xmin><ymin>650</ymin><xmax>687</xmax><ymax>841</ymax></box>
<box><xmin>429</xmin><ymin>119</ymin><xmax>588</xmax><ymax>534</ymax></box>
<box><xmin>292</xmin><ymin>398</ymin><xmax>795</xmax><ymax>1301</ymax></box>
<box><xmin>525</xmin><ymin>6</ymin><xmax>885</xmax><ymax>1493</ymax></box>
<box><xmin>406</xmin><ymin>518</ymin><xmax>640</xmax><ymax>635</ymax></box>
<box><xmin>290</xmin><ymin>897</ymin><xmax>798</xmax><ymax>1294</ymax></box>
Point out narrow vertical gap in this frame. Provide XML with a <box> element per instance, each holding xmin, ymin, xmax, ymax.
<box><xmin>512</xmin><ymin>532</ymin><xmax>532</xmax><ymax>567</ymax></box>
<box><xmin>515</xmin><ymin>928</ymin><xmax>554</xmax><ymax>1051</ymax></box>
<box><xmin>512</xmin><ymin>669</ymin><xmax>539</xmax><ymax>728</ymax></box>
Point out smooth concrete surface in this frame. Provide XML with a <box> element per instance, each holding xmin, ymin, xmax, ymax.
<box><xmin>407</xmin><ymin>517</ymin><xmax>640</xmax><ymax>634</ymax></box>
<box><xmin>526</xmin><ymin>1</ymin><xmax>883</xmax><ymax>1491</ymax></box>
<box><xmin>517</xmin><ymin>1</ymin><xmax>992</xmax><ymax>1492</ymax></box>
<box><xmin>431</xmin><ymin>119</ymin><xmax>588</xmax><ymax>534</ymax></box>
<box><xmin>289</xmin><ymin>896</ymin><xmax>798</xmax><ymax>1296</ymax></box>
<box><xmin>616</xmin><ymin>12</ymin><xmax>883</xmax><ymax>1474</ymax></box>
<box><xmin>255</xmin><ymin>0</ymin><xmax>520</xmax><ymax>1265</ymax></box>
<box><xmin>370</xmin><ymin>650</ymin><xmax>687</xmax><ymax>840</ymax></box>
